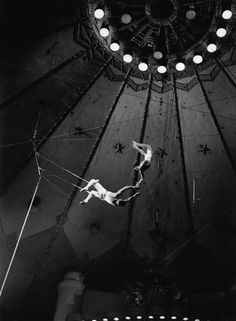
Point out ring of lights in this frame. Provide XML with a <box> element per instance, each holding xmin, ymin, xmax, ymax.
<box><xmin>88</xmin><ymin>0</ymin><xmax>234</xmax><ymax>77</ymax></box>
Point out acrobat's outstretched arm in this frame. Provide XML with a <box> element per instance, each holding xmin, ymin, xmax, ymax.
<box><xmin>115</xmin><ymin>185</ymin><xmax>139</xmax><ymax>198</ymax></box>
<box><xmin>80</xmin><ymin>179</ymin><xmax>99</xmax><ymax>192</ymax></box>
<box><xmin>121</xmin><ymin>191</ymin><xmax>140</xmax><ymax>202</ymax></box>
<box><xmin>132</xmin><ymin>141</ymin><xmax>146</xmax><ymax>156</ymax></box>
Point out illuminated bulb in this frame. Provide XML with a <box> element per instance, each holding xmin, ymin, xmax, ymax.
<box><xmin>121</xmin><ymin>13</ymin><xmax>132</xmax><ymax>24</ymax></box>
<box><xmin>216</xmin><ymin>28</ymin><xmax>227</xmax><ymax>38</ymax></box>
<box><xmin>110</xmin><ymin>42</ymin><xmax>120</xmax><ymax>51</ymax></box>
<box><xmin>148</xmin><ymin>317</ymin><xmax>154</xmax><ymax>319</ymax></box>
<box><xmin>137</xmin><ymin>317</ymin><xmax>142</xmax><ymax>319</ymax></box>
<box><xmin>222</xmin><ymin>10</ymin><xmax>232</xmax><ymax>20</ymax></box>
<box><xmin>175</xmin><ymin>62</ymin><xmax>185</xmax><ymax>71</ymax></box>
<box><xmin>171</xmin><ymin>317</ymin><xmax>177</xmax><ymax>320</ymax></box>
<box><xmin>100</xmin><ymin>27</ymin><xmax>109</xmax><ymax>37</ymax></box>
<box><xmin>194</xmin><ymin>319</ymin><xmax>200</xmax><ymax>321</ymax></box>
<box><xmin>160</xmin><ymin>317</ymin><xmax>165</xmax><ymax>320</ymax></box>
<box><xmin>125</xmin><ymin>317</ymin><xmax>131</xmax><ymax>320</ymax></box>
<box><xmin>94</xmin><ymin>8</ymin><xmax>105</xmax><ymax>19</ymax></box>
<box><xmin>186</xmin><ymin>9</ymin><xmax>196</xmax><ymax>20</ymax></box>
<box><xmin>123</xmin><ymin>54</ymin><xmax>133</xmax><ymax>63</ymax></box>
<box><xmin>157</xmin><ymin>65</ymin><xmax>167</xmax><ymax>73</ymax></box>
<box><xmin>103</xmin><ymin>319</ymin><xmax>108</xmax><ymax>321</ymax></box>
<box><xmin>114</xmin><ymin>318</ymin><xmax>119</xmax><ymax>321</ymax></box>
<box><xmin>138</xmin><ymin>62</ymin><xmax>148</xmax><ymax>71</ymax></box>
<box><xmin>193</xmin><ymin>54</ymin><xmax>203</xmax><ymax>64</ymax></box>
<box><xmin>183</xmin><ymin>318</ymin><xmax>189</xmax><ymax>321</ymax></box>
<box><xmin>207</xmin><ymin>43</ymin><xmax>217</xmax><ymax>53</ymax></box>
<box><xmin>153</xmin><ymin>51</ymin><xmax>163</xmax><ymax>59</ymax></box>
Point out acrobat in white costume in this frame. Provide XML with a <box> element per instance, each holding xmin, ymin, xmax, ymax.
<box><xmin>80</xmin><ymin>179</ymin><xmax>140</xmax><ymax>207</ymax></box>
<box><xmin>132</xmin><ymin>140</ymin><xmax>153</xmax><ymax>184</ymax></box>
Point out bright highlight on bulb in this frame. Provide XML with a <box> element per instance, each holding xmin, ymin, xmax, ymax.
<box><xmin>183</xmin><ymin>318</ymin><xmax>189</xmax><ymax>321</ymax></box>
<box><xmin>222</xmin><ymin>10</ymin><xmax>232</xmax><ymax>20</ymax></box>
<box><xmin>110</xmin><ymin>42</ymin><xmax>120</xmax><ymax>51</ymax></box>
<box><xmin>148</xmin><ymin>317</ymin><xmax>154</xmax><ymax>319</ymax></box>
<box><xmin>207</xmin><ymin>43</ymin><xmax>217</xmax><ymax>53</ymax></box>
<box><xmin>193</xmin><ymin>54</ymin><xmax>203</xmax><ymax>64</ymax></box>
<box><xmin>114</xmin><ymin>318</ymin><xmax>119</xmax><ymax>321</ymax></box>
<box><xmin>160</xmin><ymin>317</ymin><xmax>165</xmax><ymax>320</ymax></box>
<box><xmin>216</xmin><ymin>28</ymin><xmax>227</xmax><ymax>38</ymax></box>
<box><xmin>94</xmin><ymin>9</ymin><xmax>104</xmax><ymax>19</ymax></box>
<box><xmin>175</xmin><ymin>62</ymin><xmax>185</xmax><ymax>71</ymax></box>
<box><xmin>123</xmin><ymin>54</ymin><xmax>133</xmax><ymax>63</ymax></box>
<box><xmin>125</xmin><ymin>317</ymin><xmax>131</xmax><ymax>320</ymax></box>
<box><xmin>103</xmin><ymin>319</ymin><xmax>108</xmax><ymax>321</ymax></box>
<box><xmin>137</xmin><ymin>317</ymin><xmax>142</xmax><ymax>319</ymax></box>
<box><xmin>171</xmin><ymin>317</ymin><xmax>177</xmax><ymax>320</ymax></box>
<box><xmin>138</xmin><ymin>62</ymin><xmax>148</xmax><ymax>71</ymax></box>
<box><xmin>157</xmin><ymin>65</ymin><xmax>167</xmax><ymax>73</ymax></box>
<box><xmin>100</xmin><ymin>27</ymin><xmax>109</xmax><ymax>37</ymax></box>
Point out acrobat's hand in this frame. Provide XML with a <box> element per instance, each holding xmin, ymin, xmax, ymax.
<box><xmin>80</xmin><ymin>188</ymin><xmax>87</xmax><ymax>193</ymax></box>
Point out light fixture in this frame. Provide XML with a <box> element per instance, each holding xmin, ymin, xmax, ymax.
<box><xmin>114</xmin><ymin>318</ymin><xmax>119</xmax><ymax>321</ymax></box>
<box><xmin>123</xmin><ymin>54</ymin><xmax>133</xmax><ymax>63</ymax></box>
<box><xmin>137</xmin><ymin>317</ymin><xmax>142</xmax><ymax>319</ymax></box>
<box><xmin>194</xmin><ymin>319</ymin><xmax>200</xmax><ymax>321</ymax></box>
<box><xmin>100</xmin><ymin>27</ymin><xmax>110</xmax><ymax>37</ymax></box>
<box><xmin>207</xmin><ymin>43</ymin><xmax>217</xmax><ymax>53</ymax></box>
<box><xmin>183</xmin><ymin>318</ymin><xmax>189</xmax><ymax>321</ymax></box>
<box><xmin>186</xmin><ymin>9</ymin><xmax>196</xmax><ymax>20</ymax></box>
<box><xmin>110</xmin><ymin>42</ymin><xmax>120</xmax><ymax>51</ymax></box>
<box><xmin>121</xmin><ymin>13</ymin><xmax>132</xmax><ymax>24</ymax></box>
<box><xmin>103</xmin><ymin>319</ymin><xmax>108</xmax><ymax>321</ymax></box>
<box><xmin>125</xmin><ymin>317</ymin><xmax>131</xmax><ymax>320</ymax></box>
<box><xmin>153</xmin><ymin>50</ymin><xmax>163</xmax><ymax>60</ymax></box>
<box><xmin>160</xmin><ymin>317</ymin><xmax>165</xmax><ymax>320</ymax></box>
<box><xmin>175</xmin><ymin>62</ymin><xmax>185</xmax><ymax>71</ymax></box>
<box><xmin>157</xmin><ymin>65</ymin><xmax>167</xmax><ymax>74</ymax></box>
<box><xmin>94</xmin><ymin>8</ymin><xmax>105</xmax><ymax>19</ymax></box>
<box><xmin>148</xmin><ymin>317</ymin><xmax>154</xmax><ymax>319</ymax></box>
<box><xmin>216</xmin><ymin>27</ymin><xmax>227</xmax><ymax>38</ymax></box>
<box><xmin>193</xmin><ymin>54</ymin><xmax>203</xmax><ymax>64</ymax></box>
<box><xmin>222</xmin><ymin>9</ymin><xmax>232</xmax><ymax>20</ymax></box>
<box><xmin>171</xmin><ymin>317</ymin><xmax>177</xmax><ymax>320</ymax></box>
<box><xmin>138</xmin><ymin>62</ymin><xmax>148</xmax><ymax>71</ymax></box>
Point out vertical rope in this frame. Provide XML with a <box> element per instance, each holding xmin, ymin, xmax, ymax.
<box><xmin>25</xmin><ymin>67</ymin><xmax>132</xmax><ymax>298</ymax></box>
<box><xmin>195</xmin><ymin>68</ymin><xmax>236</xmax><ymax>176</ymax></box>
<box><xmin>121</xmin><ymin>73</ymin><xmax>153</xmax><ymax>254</ymax></box>
<box><xmin>0</xmin><ymin>176</ymin><xmax>41</xmax><ymax>298</ymax></box>
<box><xmin>172</xmin><ymin>74</ymin><xmax>194</xmax><ymax>236</ymax></box>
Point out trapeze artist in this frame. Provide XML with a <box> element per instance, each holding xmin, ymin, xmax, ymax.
<box><xmin>80</xmin><ymin>179</ymin><xmax>140</xmax><ymax>207</ymax></box>
<box><xmin>132</xmin><ymin>141</ymin><xmax>153</xmax><ymax>184</ymax></box>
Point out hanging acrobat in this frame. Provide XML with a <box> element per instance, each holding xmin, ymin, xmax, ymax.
<box><xmin>80</xmin><ymin>179</ymin><xmax>141</xmax><ymax>207</ymax></box>
<box><xmin>132</xmin><ymin>140</ymin><xmax>153</xmax><ymax>184</ymax></box>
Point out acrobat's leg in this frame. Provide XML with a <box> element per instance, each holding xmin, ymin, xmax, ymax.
<box><xmin>80</xmin><ymin>191</ymin><xmax>98</xmax><ymax>204</ymax></box>
<box><xmin>80</xmin><ymin>179</ymin><xmax>99</xmax><ymax>192</ymax></box>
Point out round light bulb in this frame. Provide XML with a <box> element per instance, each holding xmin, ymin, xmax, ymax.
<box><xmin>100</xmin><ymin>27</ymin><xmax>109</xmax><ymax>37</ymax></box>
<box><xmin>175</xmin><ymin>62</ymin><xmax>185</xmax><ymax>71</ymax></box>
<box><xmin>125</xmin><ymin>318</ymin><xmax>131</xmax><ymax>320</ymax></box>
<box><xmin>193</xmin><ymin>54</ymin><xmax>203</xmax><ymax>64</ymax></box>
<box><xmin>194</xmin><ymin>319</ymin><xmax>200</xmax><ymax>321</ymax></box>
<box><xmin>103</xmin><ymin>319</ymin><xmax>108</xmax><ymax>321</ymax></box>
<box><xmin>186</xmin><ymin>9</ymin><xmax>196</xmax><ymax>20</ymax></box>
<box><xmin>123</xmin><ymin>54</ymin><xmax>133</xmax><ymax>63</ymax></box>
<box><xmin>138</xmin><ymin>62</ymin><xmax>148</xmax><ymax>71</ymax></box>
<box><xmin>153</xmin><ymin>51</ymin><xmax>163</xmax><ymax>60</ymax></box>
<box><xmin>207</xmin><ymin>43</ymin><xmax>217</xmax><ymax>53</ymax></box>
<box><xmin>114</xmin><ymin>318</ymin><xmax>119</xmax><ymax>321</ymax></box>
<box><xmin>216</xmin><ymin>28</ymin><xmax>227</xmax><ymax>38</ymax></box>
<box><xmin>148</xmin><ymin>317</ymin><xmax>154</xmax><ymax>319</ymax></box>
<box><xmin>121</xmin><ymin>13</ymin><xmax>132</xmax><ymax>24</ymax></box>
<box><xmin>160</xmin><ymin>317</ymin><xmax>165</xmax><ymax>320</ymax></box>
<box><xmin>157</xmin><ymin>65</ymin><xmax>167</xmax><ymax>73</ymax></box>
<box><xmin>183</xmin><ymin>318</ymin><xmax>189</xmax><ymax>321</ymax></box>
<box><xmin>94</xmin><ymin>8</ymin><xmax>105</xmax><ymax>19</ymax></box>
<box><xmin>171</xmin><ymin>317</ymin><xmax>177</xmax><ymax>320</ymax></box>
<box><xmin>222</xmin><ymin>10</ymin><xmax>232</xmax><ymax>20</ymax></box>
<box><xmin>110</xmin><ymin>42</ymin><xmax>120</xmax><ymax>51</ymax></box>
<box><xmin>137</xmin><ymin>317</ymin><xmax>142</xmax><ymax>320</ymax></box>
